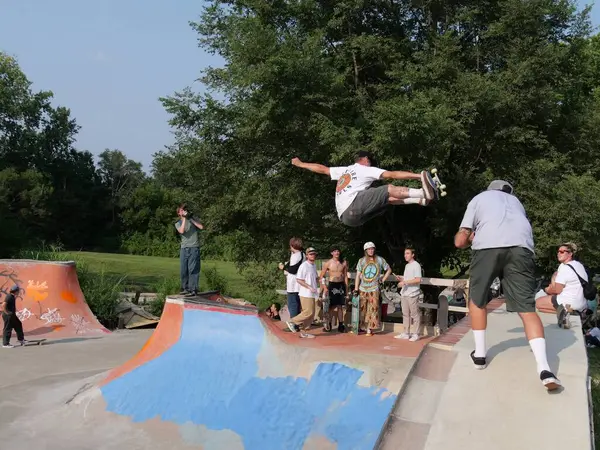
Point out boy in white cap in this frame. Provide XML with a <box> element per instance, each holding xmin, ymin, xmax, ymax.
<box><xmin>2</xmin><ymin>285</ymin><xmax>27</xmax><ymax>348</ymax></box>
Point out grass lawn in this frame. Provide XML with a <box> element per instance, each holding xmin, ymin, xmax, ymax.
<box><xmin>60</xmin><ymin>251</ymin><xmax>252</xmax><ymax>296</ymax></box>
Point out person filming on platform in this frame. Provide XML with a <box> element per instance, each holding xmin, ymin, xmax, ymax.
<box><xmin>175</xmin><ymin>203</ymin><xmax>204</xmax><ymax>297</ymax></box>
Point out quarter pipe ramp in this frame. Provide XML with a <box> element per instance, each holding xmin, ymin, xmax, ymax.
<box><xmin>0</xmin><ymin>260</ymin><xmax>109</xmax><ymax>339</ymax></box>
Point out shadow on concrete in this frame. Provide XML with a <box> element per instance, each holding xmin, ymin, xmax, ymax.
<box><xmin>485</xmin><ymin>324</ymin><xmax>578</xmax><ymax>375</ymax></box>
<box><xmin>45</xmin><ymin>337</ymin><xmax>104</xmax><ymax>345</ymax></box>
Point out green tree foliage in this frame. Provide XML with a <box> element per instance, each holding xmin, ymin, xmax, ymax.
<box><xmin>154</xmin><ymin>0</ymin><xmax>600</xmax><ymax>274</ymax></box>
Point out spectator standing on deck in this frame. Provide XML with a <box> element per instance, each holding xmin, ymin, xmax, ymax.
<box><xmin>355</xmin><ymin>242</ymin><xmax>392</xmax><ymax>336</ymax></box>
<box><xmin>175</xmin><ymin>203</ymin><xmax>204</xmax><ymax>297</ymax></box>
<box><xmin>286</xmin><ymin>247</ymin><xmax>319</xmax><ymax>339</ymax></box>
<box><xmin>278</xmin><ymin>237</ymin><xmax>305</xmax><ymax>323</ymax></box>
<box><xmin>394</xmin><ymin>247</ymin><xmax>423</xmax><ymax>342</ymax></box>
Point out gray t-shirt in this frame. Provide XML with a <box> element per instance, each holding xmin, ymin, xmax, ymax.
<box><xmin>459</xmin><ymin>190</ymin><xmax>534</xmax><ymax>253</ymax></box>
<box><xmin>175</xmin><ymin>218</ymin><xmax>200</xmax><ymax>248</ymax></box>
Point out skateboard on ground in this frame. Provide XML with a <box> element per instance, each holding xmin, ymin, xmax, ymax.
<box><xmin>428</xmin><ymin>168</ymin><xmax>447</xmax><ymax>198</ymax></box>
<box><xmin>350</xmin><ymin>291</ymin><xmax>360</xmax><ymax>335</ymax></box>
<box><xmin>21</xmin><ymin>339</ymin><xmax>46</xmax><ymax>346</ymax></box>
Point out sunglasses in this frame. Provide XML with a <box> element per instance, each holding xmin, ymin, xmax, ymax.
<box><xmin>557</xmin><ymin>250</ymin><xmax>571</xmax><ymax>254</ymax></box>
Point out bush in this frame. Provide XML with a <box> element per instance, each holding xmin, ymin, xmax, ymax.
<box><xmin>147</xmin><ymin>276</ymin><xmax>180</xmax><ymax>317</ymax></box>
<box><xmin>240</xmin><ymin>262</ymin><xmax>281</xmax><ymax>310</ymax></box>
<box><xmin>18</xmin><ymin>245</ymin><xmax>124</xmax><ymax>329</ymax></box>
<box><xmin>203</xmin><ymin>267</ymin><xmax>229</xmax><ymax>292</ymax></box>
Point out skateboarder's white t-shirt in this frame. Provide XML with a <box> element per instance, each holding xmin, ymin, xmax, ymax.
<box><xmin>296</xmin><ymin>261</ymin><xmax>319</xmax><ymax>299</ymax></box>
<box><xmin>555</xmin><ymin>261</ymin><xmax>588</xmax><ymax>311</ymax></box>
<box><xmin>459</xmin><ymin>190</ymin><xmax>535</xmax><ymax>253</ymax></box>
<box><xmin>401</xmin><ymin>261</ymin><xmax>423</xmax><ymax>297</ymax></box>
<box><xmin>330</xmin><ymin>164</ymin><xmax>386</xmax><ymax>218</ymax></box>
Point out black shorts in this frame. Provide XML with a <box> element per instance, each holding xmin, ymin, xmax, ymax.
<box><xmin>340</xmin><ymin>186</ymin><xmax>389</xmax><ymax>227</ymax></box>
<box><xmin>469</xmin><ymin>246</ymin><xmax>536</xmax><ymax>313</ymax></box>
<box><xmin>328</xmin><ymin>282</ymin><xmax>347</xmax><ymax>307</ymax></box>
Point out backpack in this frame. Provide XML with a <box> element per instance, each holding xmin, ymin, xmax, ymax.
<box><xmin>566</xmin><ymin>264</ymin><xmax>598</xmax><ymax>301</ymax></box>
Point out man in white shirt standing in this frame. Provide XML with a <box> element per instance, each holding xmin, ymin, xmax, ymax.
<box><xmin>455</xmin><ymin>180</ymin><xmax>560</xmax><ymax>391</ymax></box>
<box><xmin>394</xmin><ymin>247</ymin><xmax>423</xmax><ymax>342</ymax></box>
<box><xmin>286</xmin><ymin>247</ymin><xmax>319</xmax><ymax>339</ymax></box>
<box><xmin>536</xmin><ymin>242</ymin><xmax>589</xmax><ymax>329</ymax></box>
<box><xmin>291</xmin><ymin>151</ymin><xmax>439</xmax><ymax>227</ymax></box>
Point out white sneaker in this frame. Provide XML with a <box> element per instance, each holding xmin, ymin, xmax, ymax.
<box><xmin>394</xmin><ymin>333</ymin><xmax>410</xmax><ymax>340</ymax></box>
<box><xmin>409</xmin><ymin>334</ymin><xmax>420</xmax><ymax>342</ymax></box>
<box><xmin>286</xmin><ymin>321</ymin><xmax>298</xmax><ymax>333</ymax></box>
<box><xmin>2</xmin><ymin>344</ymin><xmax>15</xmax><ymax>349</ymax></box>
<box><xmin>299</xmin><ymin>332</ymin><xmax>315</xmax><ymax>339</ymax></box>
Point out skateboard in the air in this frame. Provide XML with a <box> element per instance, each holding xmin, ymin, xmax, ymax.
<box><xmin>428</xmin><ymin>168</ymin><xmax>447</xmax><ymax>198</ymax></box>
<box><xmin>350</xmin><ymin>291</ymin><xmax>360</xmax><ymax>335</ymax></box>
<box><xmin>21</xmin><ymin>339</ymin><xmax>46</xmax><ymax>346</ymax></box>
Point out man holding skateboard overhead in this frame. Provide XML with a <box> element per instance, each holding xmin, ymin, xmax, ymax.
<box><xmin>2</xmin><ymin>285</ymin><xmax>27</xmax><ymax>348</ymax></box>
<box><xmin>291</xmin><ymin>151</ymin><xmax>443</xmax><ymax>227</ymax></box>
<box><xmin>454</xmin><ymin>180</ymin><xmax>560</xmax><ymax>391</ymax></box>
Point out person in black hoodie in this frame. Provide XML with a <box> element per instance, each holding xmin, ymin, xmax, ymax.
<box><xmin>2</xmin><ymin>285</ymin><xmax>27</xmax><ymax>348</ymax></box>
<box><xmin>278</xmin><ymin>237</ymin><xmax>305</xmax><ymax>328</ymax></box>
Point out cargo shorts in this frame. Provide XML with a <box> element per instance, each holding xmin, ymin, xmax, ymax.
<box><xmin>469</xmin><ymin>246</ymin><xmax>536</xmax><ymax>313</ymax></box>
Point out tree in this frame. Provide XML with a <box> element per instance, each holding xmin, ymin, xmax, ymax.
<box><xmin>155</xmin><ymin>0</ymin><xmax>598</xmax><ymax>274</ymax></box>
<box><xmin>97</xmin><ymin>149</ymin><xmax>145</xmax><ymax>226</ymax></box>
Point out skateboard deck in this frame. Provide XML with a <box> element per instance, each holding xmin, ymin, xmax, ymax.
<box><xmin>350</xmin><ymin>293</ymin><xmax>360</xmax><ymax>335</ymax></box>
<box><xmin>322</xmin><ymin>292</ymin><xmax>331</xmax><ymax>331</ymax></box>
<box><xmin>22</xmin><ymin>339</ymin><xmax>46</xmax><ymax>346</ymax></box>
<box><xmin>429</xmin><ymin>168</ymin><xmax>447</xmax><ymax>198</ymax></box>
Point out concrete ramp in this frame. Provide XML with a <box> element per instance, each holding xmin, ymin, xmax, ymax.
<box><xmin>0</xmin><ymin>295</ymin><xmax>591</xmax><ymax>450</ymax></box>
<box><xmin>380</xmin><ymin>300</ymin><xmax>593</xmax><ymax>450</ymax></box>
<box><xmin>97</xmin><ymin>297</ymin><xmax>422</xmax><ymax>449</ymax></box>
<box><xmin>0</xmin><ymin>260</ymin><xmax>109</xmax><ymax>339</ymax></box>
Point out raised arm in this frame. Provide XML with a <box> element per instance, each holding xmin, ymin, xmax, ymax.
<box><xmin>291</xmin><ymin>158</ymin><xmax>330</xmax><ymax>176</ymax></box>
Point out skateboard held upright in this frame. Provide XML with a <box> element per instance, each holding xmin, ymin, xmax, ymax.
<box><xmin>322</xmin><ymin>291</ymin><xmax>331</xmax><ymax>331</ymax></box>
<box><xmin>350</xmin><ymin>290</ymin><xmax>360</xmax><ymax>335</ymax></box>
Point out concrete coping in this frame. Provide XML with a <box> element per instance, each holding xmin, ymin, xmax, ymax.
<box><xmin>0</xmin><ymin>259</ymin><xmax>76</xmax><ymax>266</ymax></box>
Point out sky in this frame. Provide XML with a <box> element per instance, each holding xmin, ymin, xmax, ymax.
<box><xmin>0</xmin><ymin>1</ymin><xmax>598</xmax><ymax>172</ymax></box>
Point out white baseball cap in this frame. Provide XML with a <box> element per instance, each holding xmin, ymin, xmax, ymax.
<box><xmin>363</xmin><ymin>242</ymin><xmax>376</xmax><ymax>250</ymax></box>
<box><xmin>487</xmin><ymin>180</ymin><xmax>514</xmax><ymax>194</ymax></box>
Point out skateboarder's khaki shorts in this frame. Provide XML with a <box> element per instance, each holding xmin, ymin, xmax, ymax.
<box><xmin>469</xmin><ymin>246</ymin><xmax>536</xmax><ymax>313</ymax></box>
<box><xmin>340</xmin><ymin>185</ymin><xmax>389</xmax><ymax>227</ymax></box>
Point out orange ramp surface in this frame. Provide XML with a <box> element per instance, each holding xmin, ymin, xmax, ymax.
<box><xmin>0</xmin><ymin>259</ymin><xmax>109</xmax><ymax>339</ymax></box>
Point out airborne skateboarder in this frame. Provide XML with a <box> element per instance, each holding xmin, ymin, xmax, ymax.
<box><xmin>291</xmin><ymin>151</ymin><xmax>438</xmax><ymax>227</ymax></box>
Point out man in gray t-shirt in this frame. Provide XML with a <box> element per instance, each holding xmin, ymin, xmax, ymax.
<box><xmin>455</xmin><ymin>180</ymin><xmax>560</xmax><ymax>391</ymax></box>
<box><xmin>175</xmin><ymin>204</ymin><xmax>204</xmax><ymax>296</ymax></box>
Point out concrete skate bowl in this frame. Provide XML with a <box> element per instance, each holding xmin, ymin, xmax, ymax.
<box><xmin>0</xmin><ymin>259</ymin><xmax>109</xmax><ymax>339</ymax></box>
<box><xmin>95</xmin><ymin>296</ymin><xmax>415</xmax><ymax>450</ymax></box>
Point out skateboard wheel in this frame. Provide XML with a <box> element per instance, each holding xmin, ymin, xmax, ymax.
<box><xmin>440</xmin><ymin>184</ymin><xmax>446</xmax><ymax>189</ymax></box>
<box><xmin>441</xmin><ymin>191</ymin><xmax>447</xmax><ymax>197</ymax></box>
<box><xmin>431</xmin><ymin>168</ymin><xmax>437</xmax><ymax>174</ymax></box>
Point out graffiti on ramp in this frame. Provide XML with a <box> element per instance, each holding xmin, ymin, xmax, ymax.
<box><xmin>0</xmin><ymin>260</ymin><xmax>109</xmax><ymax>339</ymax></box>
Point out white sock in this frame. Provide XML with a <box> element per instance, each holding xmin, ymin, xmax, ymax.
<box><xmin>400</xmin><ymin>198</ymin><xmax>422</xmax><ymax>205</ymax></box>
<box><xmin>473</xmin><ymin>330</ymin><xmax>486</xmax><ymax>357</ymax></box>
<box><xmin>529</xmin><ymin>337</ymin><xmax>551</xmax><ymax>373</ymax></box>
<box><xmin>408</xmin><ymin>188</ymin><xmax>424</xmax><ymax>198</ymax></box>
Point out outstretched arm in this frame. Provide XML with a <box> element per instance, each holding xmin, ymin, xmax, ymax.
<box><xmin>381</xmin><ymin>170</ymin><xmax>421</xmax><ymax>181</ymax></box>
<box><xmin>291</xmin><ymin>158</ymin><xmax>330</xmax><ymax>176</ymax></box>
